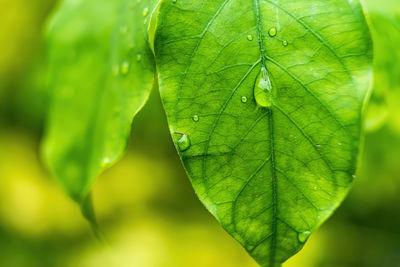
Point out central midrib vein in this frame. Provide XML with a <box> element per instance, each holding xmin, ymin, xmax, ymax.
<box><xmin>253</xmin><ymin>0</ymin><xmax>278</xmax><ymax>265</ymax></box>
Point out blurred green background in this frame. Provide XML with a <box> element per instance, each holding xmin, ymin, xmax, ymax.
<box><xmin>0</xmin><ymin>0</ymin><xmax>399</xmax><ymax>266</ymax></box>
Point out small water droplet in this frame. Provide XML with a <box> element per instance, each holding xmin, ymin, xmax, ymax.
<box><xmin>136</xmin><ymin>54</ymin><xmax>142</xmax><ymax>62</ymax></box>
<box><xmin>101</xmin><ymin>157</ymin><xmax>111</xmax><ymax>167</ymax></box>
<box><xmin>241</xmin><ymin>96</ymin><xmax>248</xmax><ymax>103</ymax></box>
<box><xmin>282</xmin><ymin>40</ymin><xmax>288</xmax><ymax>46</ymax></box>
<box><xmin>298</xmin><ymin>231</ymin><xmax>311</xmax><ymax>243</ymax></box>
<box><xmin>316</xmin><ymin>144</ymin><xmax>321</xmax><ymax>149</ymax></box>
<box><xmin>254</xmin><ymin>66</ymin><xmax>273</xmax><ymax>108</ymax></box>
<box><xmin>268</xmin><ymin>27</ymin><xmax>277</xmax><ymax>37</ymax></box>
<box><xmin>192</xmin><ymin>115</ymin><xmax>200</xmax><ymax>122</ymax></box>
<box><xmin>143</xmin><ymin>7</ymin><xmax>149</xmax><ymax>17</ymax></box>
<box><xmin>176</xmin><ymin>133</ymin><xmax>191</xmax><ymax>152</ymax></box>
<box><xmin>352</xmin><ymin>174</ymin><xmax>356</xmax><ymax>179</ymax></box>
<box><xmin>338</xmin><ymin>142</ymin><xmax>343</xmax><ymax>146</ymax></box>
<box><xmin>121</xmin><ymin>61</ymin><xmax>130</xmax><ymax>75</ymax></box>
<box><xmin>247</xmin><ymin>34</ymin><xmax>253</xmax><ymax>41</ymax></box>
<box><xmin>172</xmin><ymin>0</ymin><xmax>177</xmax><ymax>3</ymax></box>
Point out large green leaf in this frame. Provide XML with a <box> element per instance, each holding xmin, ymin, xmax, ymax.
<box><xmin>43</xmin><ymin>0</ymin><xmax>157</xmax><ymax>203</ymax></box>
<box><xmin>153</xmin><ymin>0</ymin><xmax>372</xmax><ymax>265</ymax></box>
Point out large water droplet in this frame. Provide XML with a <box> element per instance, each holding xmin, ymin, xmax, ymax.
<box><xmin>254</xmin><ymin>66</ymin><xmax>273</xmax><ymax>108</ymax></box>
<box><xmin>176</xmin><ymin>134</ymin><xmax>191</xmax><ymax>152</ymax></box>
<box><xmin>298</xmin><ymin>231</ymin><xmax>311</xmax><ymax>243</ymax></box>
<box><xmin>268</xmin><ymin>27</ymin><xmax>277</xmax><ymax>37</ymax></box>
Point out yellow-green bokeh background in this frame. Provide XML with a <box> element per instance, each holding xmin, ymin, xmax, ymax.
<box><xmin>0</xmin><ymin>0</ymin><xmax>399</xmax><ymax>266</ymax></box>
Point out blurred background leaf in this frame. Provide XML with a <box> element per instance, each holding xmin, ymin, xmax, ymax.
<box><xmin>0</xmin><ymin>0</ymin><xmax>399</xmax><ymax>266</ymax></box>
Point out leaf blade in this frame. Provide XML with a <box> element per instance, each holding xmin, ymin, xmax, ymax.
<box><xmin>43</xmin><ymin>0</ymin><xmax>157</xmax><ymax>201</ymax></box>
<box><xmin>154</xmin><ymin>0</ymin><xmax>372</xmax><ymax>265</ymax></box>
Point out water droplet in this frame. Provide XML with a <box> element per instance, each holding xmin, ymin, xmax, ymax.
<box><xmin>316</xmin><ymin>144</ymin><xmax>321</xmax><ymax>149</ymax></box>
<box><xmin>254</xmin><ymin>66</ymin><xmax>273</xmax><ymax>108</ymax></box>
<box><xmin>101</xmin><ymin>157</ymin><xmax>111</xmax><ymax>167</ymax></box>
<box><xmin>268</xmin><ymin>27</ymin><xmax>277</xmax><ymax>37</ymax></box>
<box><xmin>172</xmin><ymin>0</ymin><xmax>177</xmax><ymax>3</ymax></box>
<box><xmin>298</xmin><ymin>231</ymin><xmax>311</xmax><ymax>243</ymax></box>
<box><xmin>192</xmin><ymin>115</ymin><xmax>200</xmax><ymax>122</ymax></box>
<box><xmin>121</xmin><ymin>61</ymin><xmax>130</xmax><ymax>75</ymax></box>
<box><xmin>241</xmin><ymin>96</ymin><xmax>248</xmax><ymax>103</ymax></box>
<box><xmin>338</xmin><ymin>142</ymin><xmax>343</xmax><ymax>146</ymax></box>
<box><xmin>143</xmin><ymin>7</ymin><xmax>149</xmax><ymax>17</ymax></box>
<box><xmin>352</xmin><ymin>174</ymin><xmax>356</xmax><ymax>179</ymax></box>
<box><xmin>282</xmin><ymin>40</ymin><xmax>288</xmax><ymax>46</ymax></box>
<box><xmin>176</xmin><ymin>134</ymin><xmax>191</xmax><ymax>152</ymax></box>
<box><xmin>247</xmin><ymin>34</ymin><xmax>253</xmax><ymax>41</ymax></box>
<box><xmin>136</xmin><ymin>54</ymin><xmax>142</xmax><ymax>62</ymax></box>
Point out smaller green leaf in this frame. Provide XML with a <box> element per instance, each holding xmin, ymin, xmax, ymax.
<box><xmin>43</xmin><ymin>0</ymin><xmax>157</xmax><ymax>203</ymax></box>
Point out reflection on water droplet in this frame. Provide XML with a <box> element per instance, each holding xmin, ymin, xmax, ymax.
<box><xmin>268</xmin><ymin>27</ymin><xmax>277</xmax><ymax>37</ymax></box>
<box><xmin>241</xmin><ymin>96</ymin><xmax>248</xmax><ymax>103</ymax></box>
<box><xmin>254</xmin><ymin>66</ymin><xmax>273</xmax><ymax>108</ymax></box>
<box><xmin>143</xmin><ymin>7</ymin><xmax>149</xmax><ymax>17</ymax></box>
<box><xmin>121</xmin><ymin>61</ymin><xmax>130</xmax><ymax>75</ymax></box>
<box><xmin>247</xmin><ymin>34</ymin><xmax>253</xmax><ymax>41</ymax></box>
<box><xmin>282</xmin><ymin>40</ymin><xmax>288</xmax><ymax>46</ymax></box>
<box><xmin>176</xmin><ymin>133</ymin><xmax>191</xmax><ymax>152</ymax></box>
<box><xmin>298</xmin><ymin>231</ymin><xmax>311</xmax><ymax>243</ymax></box>
<box><xmin>192</xmin><ymin>115</ymin><xmax>200</xmax><ymax>122</ymax></box>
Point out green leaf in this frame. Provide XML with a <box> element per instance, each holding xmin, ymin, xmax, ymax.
<box><xmin>363</xmin><ymin>0</ymin><xmax>400</xmax><ymax>132</ymax></box>
<box><xmin>43</xmin><ymin>0</ymin><xmax>157</xmax><ymax>202</ymax></box>
<box><xmin>154</xmin><ymin>0</ymin><xmax>372</xmax><ymax>266</ymax></box>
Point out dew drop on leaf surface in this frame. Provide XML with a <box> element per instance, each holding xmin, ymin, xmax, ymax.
<box><xmin>121</xmin><ymin>61</ymin><xmax>130</xmax><ymax>75</ymax></box>
<box><xmin>268</xmin><ymin>27</ymin><xmax>277</xmax><ymax>37</ymax></box>
<box><xmin>176</xmin><ymin>134</ymin><xmax>191</xmax><ymax>152</ymax></box>
<box><xmin>142</xmin><ymin>7</ymin><xmax>149</xmax><ymax>17</ymax></box>
<box><xmin>297</xmin><ymin>231</ymin><xmax>311</xmax><ymax>243</ymax></box>
<box><xmin>254</xmin><ymin>66</ymin><xmax>273</xmax><ymax>108</ymax></box>
<box><xmin>192</xmin><ymin>115</ymin><xmax>200</xmax><ymax>122</ymax></box>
